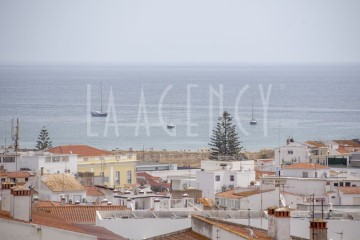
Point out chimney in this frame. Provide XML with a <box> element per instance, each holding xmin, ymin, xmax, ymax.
<box><xmin>310</xmin><ymin>220</ymin><xmax>327</xmax><ymax>240</ymax></box>
<box><xmin>1</xmin><ymin>182</ymin><xmax>16</xmax><ymax>212</ymax></box>
<box><xmin>126</xmin><ymin>198</ymin><xmax>133</xmax><ymax>210</ymax></box>
<box><xmin>274</xmin><ymin>207</ymin><xmax>291</xmax><ymax>240</ymax></box>
<box><xmin>267</xmin><ymin>206</ymin><xmax>277</xmax><ymax>238</ymax></box>
<box><xmin>60</xmin><ymin>195</ymin><xmax>66</xmax><ymax>206</ymax></box>
<box><xmin>10</xmin><ymin>186</ymin><xmax>32</xmax><ymax>221</ymax></box>
<box><xmin>182</xmin><ymin>193</ymin><xmax>189</xmax><ymax>208</ymax></box>
<box><xmin>153</xmin><ymin>198</ymin><xmax>160</xmax><ymax>211</ymax></box>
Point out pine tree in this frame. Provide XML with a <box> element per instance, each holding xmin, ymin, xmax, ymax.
<box><xmin>36</xmin><ymin>127</ymin><xmax>52</xmax><ymax>150</ymax></box>
<box><xmin>209</xmin><ymin>111</ymin><xmax>243</xmax><ymax>160</ymax></box>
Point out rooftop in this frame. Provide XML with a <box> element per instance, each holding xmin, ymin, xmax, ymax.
<box><xmin>41</xmin><ymin>174</ymin><xmax>85</xmax><ymax>192</ymax></box>
<box><xmin>305</xmin><ymin>141</ymin><xmax>327</xmax><ymax>148</ymax></box>
<box><xmin>192</xmin><ymin>215</ymin><xmax>271</xmax><ymax>240</ymax></box>
<box><xmin>282</xmin><ymin>163</ymin><xmax>329</xmax><ymax>170</ymax></box>
<box><xmin>0</xmin><ymin>209</ymin><xmax>126</xmax><ymax>240</ymax></box>
<box><xmin>36</xmin><ymin>205</ymin><xmax>129</xmax><ymax>224</ymax></box>
<box><xmin>48</xmin><ymin>145</ymin><xmax>112</xmax><ymax>157</ymax></box>
<box><xmin>148</xmin><ymin>228</ymin><xmax>209</xmax><ymax>240</ymax></box>
<box><xmin>338</xmin><ymin>187</ymin><xmax>360</xmax><ymax>195</ymax></box>
<box><xmin>86</xmin><ymin>186</ymin><xmax>105</xmax><ymax>196</ymax></box>
<box><xmin>216</xmin><ymin>189</ymin><xmax>275</xmax><ymax>199</ymax></box>
<box><xmin>333</xmin><ymin>140</ymin><xmax>360</xmax><ymax>148</ymax></box>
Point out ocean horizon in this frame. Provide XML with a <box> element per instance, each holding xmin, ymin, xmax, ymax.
<box><xmin>1</xmin><ymin>64</ymin><xmax>359</xmax><ymax>152</ymax></box>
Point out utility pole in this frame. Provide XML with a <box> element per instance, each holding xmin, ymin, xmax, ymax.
<box><xmin>261</xmin><ymin>163</ymin><xmax>264</xmax><ymax>228</ymax></box>
<box><xmin>15</xmin><ymin>118</ymin><xmax>19</xmax><ymax>172</ymax></box>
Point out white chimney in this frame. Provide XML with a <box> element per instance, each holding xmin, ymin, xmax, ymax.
<box><xmin>182</xmin><ymin>193</ymin><xmax>189</xmax><ymax>208</ymax></box>
<box><xmin>274</xmin><ymin>207</ymin><xmax>290</xmax><ymax>240</ymax></box>
<box><xmin>267</xmin><ymin>206</ymin><xmax>277</xmax><ymax>238</ymax></box>
<box><xmin>1</xmin><ymin>182</ymin><xmax>16</xmax><ymax>212</ymax></box>
<box><xmin>153</xmin><ymin>198</ymin><xmax>160</xmax><ymax>211</ymax></box>
<box><xmin>310</xmin><ymin>220</ymin><xmax>328</xmax><ymax>240</ymax></box>
<box><xmin>10</xmin><ymin>186</ymin><xmax>32</xmax><ymax>221</ymax></box>
<box><xmin>126</xmin><ymin>198</ymin><xmax>133</xmax><ymax>210</ymax></box>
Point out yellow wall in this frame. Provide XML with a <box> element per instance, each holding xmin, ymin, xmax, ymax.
<box><xmin>78</xmin><ymin>160</ymin><xmax>136</xmax><ymax>187</ymax></box>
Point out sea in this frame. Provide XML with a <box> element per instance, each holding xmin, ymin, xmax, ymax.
<box><xmin>0</xmin><ymin>64</ymin><xmax>359</xmax><ymax>152</ymax></box>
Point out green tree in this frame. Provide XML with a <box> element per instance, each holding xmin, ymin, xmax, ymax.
<box><xmin>209</xmin><ymin>111</ymin><xmax>243</xmax><ymax>160</ymax></box>
<box><xmin>36</xmin><ymin>127</ymin><xmax>52</xmax><ymax>150</ymax></box>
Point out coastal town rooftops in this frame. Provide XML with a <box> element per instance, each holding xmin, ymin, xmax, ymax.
<box><xmin>41</xmin><ymin>174</ymin><xmax>85</xmax><ymax>192</ymax></box>
<box><xmin>282</xmin><ymin>162</ymin><xmax>329</xmax><ymax>170</ymax></box>
<box><xmin>338</xmin><ymin>187</ymin><xmax>360</xmax><ymax>195</ymax></box>
<box><xmin>86</xmin><ymin>186</ymin><xmax>105</xmax><ymax>196</ymax></box>
<box><xmin>48</xmin><ymin>144</ymin><xmax>112</xmax><ymax>157</ymax></box>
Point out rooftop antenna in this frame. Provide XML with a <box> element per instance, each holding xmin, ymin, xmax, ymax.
<box><xmin>15</xmin><ymin>118</ymin><xmax>20</xmax><ymax>151</ymax></box>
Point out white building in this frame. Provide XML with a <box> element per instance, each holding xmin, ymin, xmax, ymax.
<box><xmin>35</xmin><ymin>174</ymin><xmax>86</xmax><ymax>203</ymax></box>
<box><xmin>201</xmin><ymin>159</ymin><xmax>255</xmax><ymax>172</ymax></box>
<box><xmin>0</xmin><ymin>150</ymin><xmax>77</xmax><ymax>175</ymax></box>
<box><xmin>281</xmin><ymin>162</ymin><xmax>330</xmax><ymax>178</ymax></box>
<box><xmin>191</xmin><ymin>167</ymin><xmax>255</xmax><ymax>198</ymax></box>
<box><xmin>274</xmin><ymin>139</ymin><xmax>310</xmax><ymax>166</ymax></box>
<box><xmin>215</xmin><ymin>187</ymin><xmax>278</xmax><ymax>210</ymax></box>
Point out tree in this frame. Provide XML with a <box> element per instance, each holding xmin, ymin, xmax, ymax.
<box><xmin>209</xmin><ymin>111</ymin><xmax>243</xmax><ymax>160</ymax></box>
<box><xmin>36</xmin><ymin>127</ymin><xmax>52</xmax><ymax>150</ymax></box>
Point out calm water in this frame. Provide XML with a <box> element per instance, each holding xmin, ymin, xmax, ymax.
<box><xmin>0</xmin><ymin>64</ymin><xmax>359</xmax><ymax>151</ymax></box>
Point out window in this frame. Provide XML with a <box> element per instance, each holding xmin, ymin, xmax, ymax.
<box><xmin>127</xmin><ymin>170</ymin><xmax>132</xmax><ymax>184</ymax></box>
<box><xmin>345</xmin><ymin>182</ymin><xmax>351</xmax><ymax>187</ymax></box>
<box><xmin>0</xmin><ymin>157</ymin><xmax>2</xmax><ymax>162</ymax></box>
<box><xmin>115</xmin><ymin>171</ymin><xmax>120</xmax><ymax>184</ymax></box>
<box><xmin>331</xmin><ymin>196</ymin><xmax>336</xmax><ymax>199</ymax></box>
<box><xmin>340</xmin><ymin>182</ymin><xmax>344</xmax><ymax>187</ymax></box>
<box><xmin>215</xmin><ymin>175</ymin><xmax>220</xmax><ymax>181</ymax></box>
<box><xmin>302</xmin><ymin>172</ymin><xmax>308</xmax><ymax>178</ymax></box>
<box><xmin>288</xmin><ymin>150</ymin><xmax>293</xmax><ymax>154</ymax></box>
<box><xmin>334</xmin><ymin>183</ymin><xmax>338</xmax><ymax>187</ymax></box>
<box><xmin>3</xmin><ymin>157</ymin><xmax>15</xmax><ymax>162</ymax></box>
<box><xmin>230</xmin><ymin>175</ymin><xmax>234</xmax><ymax>181</ymax></box>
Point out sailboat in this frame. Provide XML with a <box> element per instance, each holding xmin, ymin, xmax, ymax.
<box><xmin>250</xmin><ymin>102</ymin><xmax>257</xmax><ymax>125</ymax></box>
<box><xmin>166</xmin><ymin>102</ymin><xmax>175</xmax><ymax>129</ymax></box>
<box><xmin>91</xmin><ymin>82</ymin><xmax>107</xmax><ymax>117</ymax></box>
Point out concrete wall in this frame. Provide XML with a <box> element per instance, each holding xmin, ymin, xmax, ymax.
<box><xmin>282</xmin><ymin>169</ymin><xmax>330</xmax><ymax>178</ymax></box>
<box><xmin>275</xmin><ymin>143</ymin><xmax>309</xmax><ymax>166</ymax></box>
<box><xmin>0</xmin><ymin>218</ymin><xmax>96</xmax><ymax>240</ymax></box>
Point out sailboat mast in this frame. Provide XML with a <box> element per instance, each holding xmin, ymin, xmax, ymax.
<box><xmin>100</xmin><ymin>81</ymin><xmax>103</xmax><ymax>112</ymax></box>
<box><xmin>251</xmin><ymin>102</ymin><xmax>254</xmax><ymax>118</ymax></box>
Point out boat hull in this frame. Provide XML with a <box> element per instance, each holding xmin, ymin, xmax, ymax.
<box><xmin>91</xmin><ymin>111</ymin><xmax>108</xmax><ymax>117</ymax></box>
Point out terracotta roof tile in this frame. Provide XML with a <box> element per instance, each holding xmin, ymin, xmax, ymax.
<box><xmin>305</xmin><ymin>141</ymin><xmax>327</xmax><ymax>148</ymax></box>
<box><xmin>86</xmin><ymin>186</ymin><xmax>105</xmax><ymax>196</ymax></box>
<box><xmin>48</xmin><ymin>145</ymin><xmax>112</xmax><ymax>157</ymax></box>
<box><xmin>192</xmin><ymin>215</ymin><xmax>271</xmax><ymax>240</ymax></box>
<box><xmin>6</xmin><ymin>171</ymin><xmax>34</xmax><ymax>178</ymax></box>
<box><xmin>338</xmin><ymin>187</ymin><xmax>360</xmax><ymax>194</ymax></box>
<box><xmin>282</xmin><ymin>163</ymin><xmax>328</xmax><ymax>170</ymax></box>
<box><xmin>333</xmin><ymin>140</ymin><xmax>360</xmax><ymax>148</ymax></box>
<box><xmin>36</xmin><ymin>205</ymin><xmax>129</xmax><ymax>224</ymax></box>
<box><xmin>42</xmin><ymin>174</ymin><xmax>85</xmax><ymax>192</ymax></box>
<box><xmin>216</xmin><ymin>189</ymin><xmax>275</xmax><ymax>199</ymax></box>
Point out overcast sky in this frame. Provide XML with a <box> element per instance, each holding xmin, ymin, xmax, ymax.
<box><xmin>0</xmin><ymin>0</ymin><xmax>359</xmax><ymax>64</ymax></box>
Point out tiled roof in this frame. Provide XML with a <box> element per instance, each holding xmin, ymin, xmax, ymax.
<box><xmin>197</xmin><ymin>198</ymin><xmax>214</xmax><ymax>207</ymax></box>
<box><xmin>216</xmin><ymin>189</ymin><xmax>275</xmax><ymax>199</ymax></box>
<box><xmin>149</xmin><ymin>228</ymin><xmax>209</xmax><ymax>240</ymax></box>
<box><xmin>34</xmin><ymin>201</ymin><xmax>70</xmax><ymax>207</ymax></box>
<box><xmin>305</xmin><ymin>141</ymin><xmax>327</xmax><ymax>148</ymax></box>
<box><xmin>255</xmin><ymin>170</ymin><xmax>276</xmax><ymax>179</ymax></box>
<box><xmin>282</xmin><ymin>163</ymin><xmax>328</xmax><ymax>170</ymax></box>
<box><xmin>0</xmin><ymin>209</ymin><xmax>126</xmax><ymax>240</ymax></box>
<box><xmin>36</xmin><ymin>205</ymin><xmax>129</xmax><ymax>224</ymax></box>
<box><xmin>41</xmin><ymin>174</ymin><xmax>85</xmax><ymax>192</ymax></box>
<box><xmin>338</xmin><ymin>187</ymin><xmax>360</xmax><ymax>195</ymax></box>
<box><xmin>48</xmin><ymin>145</ymin><xmax>112</xmax><ymax>157</ymax></box>
<box><xmin>7</xmin><ymin>171</ymin><xmax>34</xmax><ymax>178</ymax></box>
<box><xmin>192</xmin><ymin>215</ymin><xmax>271</xmax><ymax>240</ymax></box>
<box><xmin>86</xmin><ymin>186</ymin><xmax>105</xmax><ymax>196</ymax></box>
<box><xmin>333</xmin><ymin>140</ymin><xmax>360</xmax><ymax>148</ymax></box>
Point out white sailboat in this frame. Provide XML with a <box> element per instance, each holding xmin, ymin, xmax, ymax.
<box><xmin>250</xmin><ymin>102</ymin><xmax>257</xmax><ymax>125</ymax></box>
<box><xmin>91</xmin><ymin>82</ymin><xmax>107</xmax><ymax>117</ymax></box>
<box><xmin>166</xmin><ymin>102</ymin><xmax>175</xmax><ymax>129</ymax></box>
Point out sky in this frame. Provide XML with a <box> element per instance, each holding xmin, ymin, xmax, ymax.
<box><xmin>0</xmin><ymin>0</ymin><xmax>359</xmax><ymax>64</ymax></box>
